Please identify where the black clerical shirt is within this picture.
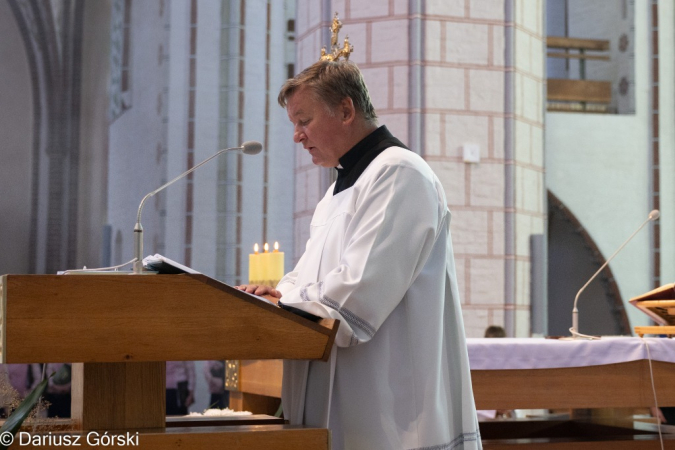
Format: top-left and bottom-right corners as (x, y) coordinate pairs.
(333, 125), (409, 195)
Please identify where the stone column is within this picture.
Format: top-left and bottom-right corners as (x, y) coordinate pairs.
(295, 0), (546, 336)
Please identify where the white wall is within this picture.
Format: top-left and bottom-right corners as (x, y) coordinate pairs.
(191, 0), (222, 277)
(164, 0), (190, 264)
(108, 0), (168, 265)
(658, 1), (675, 285)
(546, 0), (652, 328)
(266, 0), (296, 272)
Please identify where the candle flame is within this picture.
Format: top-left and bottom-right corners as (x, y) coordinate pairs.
(254, 243), (259, 254)
(264, 242), (269, 253)
(274, 241), (279, 252)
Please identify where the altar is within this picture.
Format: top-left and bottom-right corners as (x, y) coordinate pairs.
(231, 337), (675, 409)
(469, 336), (675, 409)
(469, 337), (675, 448)
(229, 337), (675, 448)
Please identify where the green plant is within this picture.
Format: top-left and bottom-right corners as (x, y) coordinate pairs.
(0, 374), (50, 450)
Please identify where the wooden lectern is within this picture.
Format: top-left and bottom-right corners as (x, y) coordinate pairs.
(0, 274), (339, 449)
(630, 283), (675, 337)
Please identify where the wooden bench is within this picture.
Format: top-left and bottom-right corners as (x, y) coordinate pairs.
(546, 36), (612, 112)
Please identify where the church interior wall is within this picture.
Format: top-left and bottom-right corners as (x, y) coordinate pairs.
(77, 0), (113, 268)
(656, 0), (675, 286)
(545, 0), (652, 329)
(547, 200), (630, 336)
(507, 0), (546, 336)
(265, 0), (296, 275)
(163, 0), (190, 266)
(214, 0), (243, 283)
(210, 0), (297, 284)
(190, 0), (223, 276)
(236, 0), (268, 280)
(546, 112), (651, 328)
(107, 0), (168, 267)
(0, 0), (33, 275)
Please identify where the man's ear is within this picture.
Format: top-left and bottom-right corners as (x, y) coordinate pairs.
(339, 97), (356, 124)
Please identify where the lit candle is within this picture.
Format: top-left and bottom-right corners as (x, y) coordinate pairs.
(269, 241), (285, 285)
(248, 243), (261, 284)
(260, 243), (271, 285)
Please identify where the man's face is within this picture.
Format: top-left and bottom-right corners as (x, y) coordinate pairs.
(286, 87), (349, 168)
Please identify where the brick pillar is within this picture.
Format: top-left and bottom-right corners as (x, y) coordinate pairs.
(296, 0), (546, 336)
(504, 0), (546, 336)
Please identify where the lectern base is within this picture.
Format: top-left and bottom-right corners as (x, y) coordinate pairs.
(71, 362), (165, 431)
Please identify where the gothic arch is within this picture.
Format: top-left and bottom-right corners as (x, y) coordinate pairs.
(7, 0), (85, 273)
(547, 191), (631, 335)
(0, 0), (33, 275)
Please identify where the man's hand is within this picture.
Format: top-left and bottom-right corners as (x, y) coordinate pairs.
(651, 406), (667, 424)
(234, 284), (282, 299)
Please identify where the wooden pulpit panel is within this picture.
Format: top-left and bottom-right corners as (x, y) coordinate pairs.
(238, 359), (283, 398)
(228, 359), (283, 415)
(0, 274), (338, 364)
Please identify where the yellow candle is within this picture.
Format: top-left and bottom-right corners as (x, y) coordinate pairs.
(270, 241), (285, 285)
(248, 243), (261, 284)
(260, 242), (271, 285)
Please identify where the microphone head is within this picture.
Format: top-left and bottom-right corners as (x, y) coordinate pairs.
(649, 209), (660, 221)
(241, 141), (263, 155)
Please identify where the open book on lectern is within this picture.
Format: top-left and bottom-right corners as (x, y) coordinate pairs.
(143, 253), (322, 322)
(142, 253), (200, 274)
(629, 282), (675, 325)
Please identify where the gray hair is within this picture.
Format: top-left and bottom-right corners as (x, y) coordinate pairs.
(278, 60), (378, 125)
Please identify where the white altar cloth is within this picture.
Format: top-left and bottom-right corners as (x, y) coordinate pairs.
(467, 336), (675, 370)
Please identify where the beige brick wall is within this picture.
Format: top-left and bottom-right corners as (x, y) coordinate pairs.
(294, 0), (546, 337)
(510, 0), (545, 336)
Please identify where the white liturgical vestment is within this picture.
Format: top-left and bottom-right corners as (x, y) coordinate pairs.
(277, 147), (482, 450)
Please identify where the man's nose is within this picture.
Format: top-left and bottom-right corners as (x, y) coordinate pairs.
(293, 129), (304, 143)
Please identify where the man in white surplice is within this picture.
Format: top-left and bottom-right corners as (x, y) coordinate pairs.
(236, 60), (482, 450)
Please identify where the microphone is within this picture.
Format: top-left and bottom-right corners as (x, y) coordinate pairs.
(570, 209), (660, 339)
(132, 141), (262, 274)
(241, 141), (263, 155)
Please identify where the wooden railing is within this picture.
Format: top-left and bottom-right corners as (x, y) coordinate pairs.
(547, 36), (612, 113)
